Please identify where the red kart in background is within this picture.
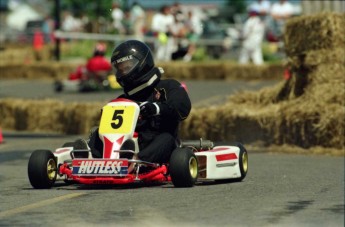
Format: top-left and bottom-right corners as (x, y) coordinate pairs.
(54, 42), (121, 93)
(54, 65), (121, 93)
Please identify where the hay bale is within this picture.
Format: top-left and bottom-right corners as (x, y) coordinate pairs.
(276, 62), (345, 103)
(0, 45), (52, 64)
(286, 48), (345, 70)
(0, 98), (102, 134)
(60, 102), (102, 134)
(284, 12), (345, 56)
(182, 11), (345, 151)
(157, 62), (285, 80)
(223, 63), (285, 80)
(303, 63), (345, 105)
(180, 104), (274, 144)
(160, 62), (225, 80)
(266, 100), (344, 149)
(0, 63), (77, 80)
(181, 97), (344, 150)
(227, 81), (287, 105)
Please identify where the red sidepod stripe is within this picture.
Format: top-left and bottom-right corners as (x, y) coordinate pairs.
(216, 153), (238, 161)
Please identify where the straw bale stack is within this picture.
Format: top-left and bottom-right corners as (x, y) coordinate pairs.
(160, 62), (285, 81)
(159, 62), (224, 80)
(0, 45), (52, 64)
(0, 99), (102, 134)
(0, 63), (76, 80)
(284, 13), (345, 56)
(180, 12), (345, 151)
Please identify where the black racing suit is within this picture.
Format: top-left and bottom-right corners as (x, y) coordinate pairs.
(119, 78), (191, 163)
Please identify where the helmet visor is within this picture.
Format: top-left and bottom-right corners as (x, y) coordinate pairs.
(112, 57), (139, 78)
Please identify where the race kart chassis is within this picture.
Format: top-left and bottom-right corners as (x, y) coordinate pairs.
(28, 99), (248, 189)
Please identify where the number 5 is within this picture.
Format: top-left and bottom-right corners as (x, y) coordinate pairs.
(111, 110), (124, 129)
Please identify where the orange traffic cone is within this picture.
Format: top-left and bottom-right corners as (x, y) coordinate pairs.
(0, 128), (4, 144)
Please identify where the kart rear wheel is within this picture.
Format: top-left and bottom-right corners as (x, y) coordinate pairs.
(169, 147), (198, 187)
(28, 150), (57, 189)
(238, 144), (248, 181)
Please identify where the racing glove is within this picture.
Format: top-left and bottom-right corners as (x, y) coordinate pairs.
(140, 102), (160, 118)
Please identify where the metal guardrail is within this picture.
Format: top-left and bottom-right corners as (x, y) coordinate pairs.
(53, 31), (228, 46)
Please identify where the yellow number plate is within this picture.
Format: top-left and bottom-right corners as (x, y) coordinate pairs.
(99, 105), (135, 134)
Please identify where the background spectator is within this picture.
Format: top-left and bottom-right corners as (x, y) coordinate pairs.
(269, 0), (294, 40)
(130, 2), (146, 41)
(151, 5), (175, 62)
(111, 2), (124, 34)
(32, 27), (44, 61)
(182, 10), (203, 61)
(247, 0), (271, 17)
(170, 10), (189, 60)
(122, 9), (133, 35)
(62, 11), (82, 32)
(238, 10), (265, 65)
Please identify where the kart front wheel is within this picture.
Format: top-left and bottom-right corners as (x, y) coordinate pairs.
(169, 147), (198, 187)
(28, 150), (57, 189)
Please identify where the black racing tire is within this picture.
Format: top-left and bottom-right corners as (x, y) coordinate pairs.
(88, 126), (103, 158)
(215, 142), (248, 183)
(79, 81), (93, 92)
(238, 143), (249, 181)
(169, 147), (198, 187)
(28, 150), (57, 189)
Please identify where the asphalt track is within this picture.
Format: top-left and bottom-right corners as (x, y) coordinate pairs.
(0, 79), (344, 226)
(0, 79), (278, 106)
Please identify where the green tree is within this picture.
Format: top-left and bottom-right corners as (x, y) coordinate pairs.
(226, 0), (247, 14)
(60, 0), (114, 20)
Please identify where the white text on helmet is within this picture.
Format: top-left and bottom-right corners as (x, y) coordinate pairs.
(116, 55), (133, 63)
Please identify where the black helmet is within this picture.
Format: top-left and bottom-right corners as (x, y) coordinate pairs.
(111, 40), (160, 95)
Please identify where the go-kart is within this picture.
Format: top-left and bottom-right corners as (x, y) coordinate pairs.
(28, 98), (248, 188)
(54, 65), (121, 93)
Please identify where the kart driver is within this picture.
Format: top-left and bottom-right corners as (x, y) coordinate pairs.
(108, 40), (192, 163)
(85, 42), (112, 77)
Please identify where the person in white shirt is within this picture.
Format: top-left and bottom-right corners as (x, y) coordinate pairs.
(270, 0), (294, 39)
(111, 3), (124, 34)
(182, 10), (203, 62)
(62, 11), (82, 32)
(239, 10), (265, 65)
(151, 5), (175, 62)
(248, 0), (271, 17)
(130, 2), (146, 41)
